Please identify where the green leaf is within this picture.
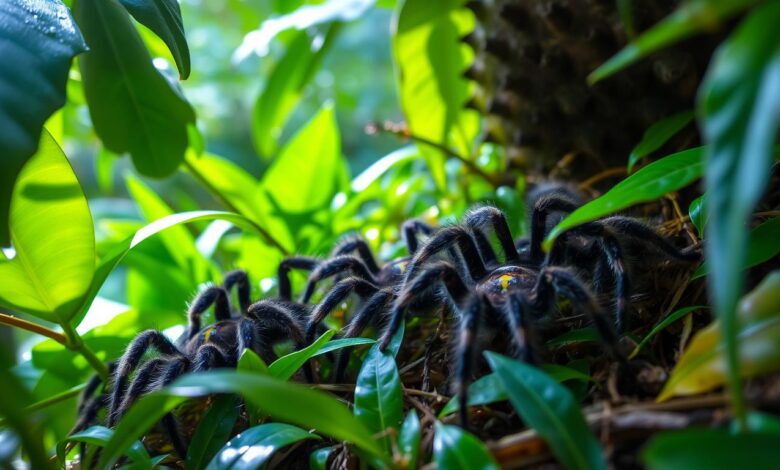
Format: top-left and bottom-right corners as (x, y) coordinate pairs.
(693, 216), (780, 279)
(353, 341), (403, 455)
(0, 130), (95, 323)
(589, 0), (759, 83)
(97, 371), (386, 468)
(75, 0), (195, 177)
(642, 428), (780, 469)
(207, 423), (318, 470)
(57, 426), (150, 467)
(546, 327), (599, 348)
(627, 111), (694, 173)
(688, 195), (707, 237)
(0, 0), (87, 246)
(392, 0), (480, 190)
(438, 365), (592, 417)
(544, 147), (704, 251)
(309, 447), (332, 470)
(629, 306), (705, 359)
(238, 349), (268, 375)
(251, 27), (340, 158)
(315, 337), (376, 356)
(185, 395), (241, 470)
(72, 210), (269, 327)
(268, 330), (335, 380)
(485, 352), (605, 470)
(432, 423), (499, 470)
(697, 1), (780, 422)
(118, 0), (190, 78)
(398, 411), (421, 469)
(659, 272), (780, 401)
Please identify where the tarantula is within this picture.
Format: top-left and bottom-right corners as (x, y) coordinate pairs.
(72, 270), (308, 458)
(377, 187), (699, 427)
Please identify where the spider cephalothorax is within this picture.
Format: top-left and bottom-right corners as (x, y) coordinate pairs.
(377, 191), (699, 427)
(72, 270), (308, 458)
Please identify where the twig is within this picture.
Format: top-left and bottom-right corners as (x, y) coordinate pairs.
(183, 159), (290, 255)
(577, 167), (626, 191)
(0, 313), (67, 344)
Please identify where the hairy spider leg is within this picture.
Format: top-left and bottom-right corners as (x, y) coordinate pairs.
(247, 300), (307, 346)
(303, 277), (380, 381)
(186, 286), (231, 341)
(472, 229), (499, 267)
(223, 270), (251, 314)
(464, 206), (521, 264)
(114, 358), (167, 425)
(333, 288), (394, 382)
(498, 294), (537, 364)
(154, 357), (191, 458)
(401, 219), (435, 255)
(454, 296), (483, 430)
(527, 192), (580, 263)
(331, 236), (381, 274)
(601, 216), (700, 262)
(109, 330), (183, 426)
(300, 255), (380, 304)
(403, 226), (487, 284)
(277, 256), (319, 301)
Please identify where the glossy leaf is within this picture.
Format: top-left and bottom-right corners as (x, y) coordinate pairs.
(0, 130), (95, 323)
(485, 352), (605, 470)
(627, 110), (694, 173)
(688, 195), (707, 237)
(544, 147), (704, 251)
(642, 428), (780, 469)
(353, 340), (403, 454)
(315, 337), (375, 356)
(186, 395), (241, 470)
(658, 272), (780, 401)
(118, 0), (190, 78)
(97, 371), (385, 468)
(398, 411), (421, 469)
(237, 349), (268, 375)
(589, 0), (758, 83)
(546, 327), (599, 347)
(206, 423), (316, 470)
(268, 330), (335, 380)
(392, 0), (480, 190)
(309, 447), (332, 470)
(698, 1), (780, 420)
(439, 364), (592, 417)
(693, 216), (780, 279)
(629, 306), (705, 359)
(56, 426), (150, 466)
(0, 0), (87, 245)
(432, 423), (499, 470)
(251, 27), (340, 158)
(75, 0), (195, 177)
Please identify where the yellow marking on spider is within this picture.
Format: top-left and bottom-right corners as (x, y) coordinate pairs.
(203, 326), (215, 342)
(398, 261), (408, 274)
(499, 274), (513, 292)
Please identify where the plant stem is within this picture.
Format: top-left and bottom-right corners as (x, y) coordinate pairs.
(0, 313), (67, 344)
(183, 159), (290, 255)
(63, 324), (109, 380)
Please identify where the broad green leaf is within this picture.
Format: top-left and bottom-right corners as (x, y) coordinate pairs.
(589, 0), (758, 83)
(251, 27), (340, 158)
(392, 0), (480, 190)
(439, 365), (592, 417)
(315, 337), (375, 356)
(118, 0), (190, 78)
(350, 146), (418, 192)
(693, 216), (780, 279)
(309, 447), (332, 470)
(0, 0), (86, 246)
(75, 0), (195, 177)
(627, 111), (694, 173)
(0, 130), (95, 323)
(432, 423), (499, 470)
(398, 411), (421, 469)
(688, 195), (707, 237)
(546, 327), (599, 347)
(268, 330), (335, 380)
(186, 395), (241, 470)
(72, 211), (270, 327)
(544, 147), (704, 251)
(56, 426), (150, 466)
(698, 1), (780, 420)
(353, 341), (403, 455)
(206, 423), (318, 470)
(642, 428), (780, 469)
(238, 349), (269, 375)
(629, 306), (705, 359)
(97, 371), (385, 468)
(485, 352), (605, 470)
(659, 272), (780, 401)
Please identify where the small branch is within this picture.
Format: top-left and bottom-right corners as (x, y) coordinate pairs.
(577, 167), (626, 192)
(367, 121), (503, 187)
(183, 159), (290, 256)
(63, 324), (109, 380)
(0, 313), (67, 344)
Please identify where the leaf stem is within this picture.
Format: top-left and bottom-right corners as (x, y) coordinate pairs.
(183, 159), (290, 255)
(62, 324), (109, 380)
(0, 313), (67, 344)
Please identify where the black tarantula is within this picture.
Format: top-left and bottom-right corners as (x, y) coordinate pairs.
(377, 184), (700, 427)
(73, 270), (309, 458)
